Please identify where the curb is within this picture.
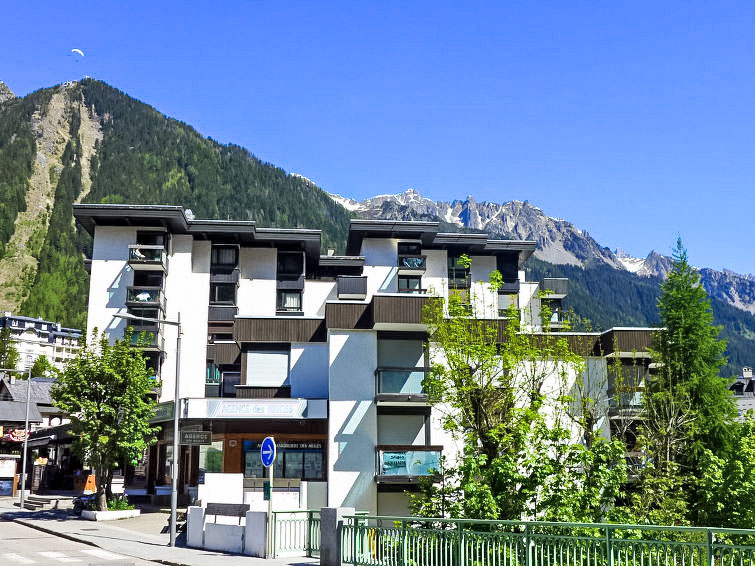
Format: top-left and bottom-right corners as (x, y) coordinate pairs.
(10, 516), (192, 566)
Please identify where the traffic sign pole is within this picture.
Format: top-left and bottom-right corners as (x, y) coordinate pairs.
(260, 437), (276, 558)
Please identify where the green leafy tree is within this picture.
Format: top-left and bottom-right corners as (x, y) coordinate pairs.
(636, 238), (739, 525)
(411, 257), (628, 521)
(0, 327), (20, 369)
(30, 354), (54, 377)
(52, 329), (158, 510)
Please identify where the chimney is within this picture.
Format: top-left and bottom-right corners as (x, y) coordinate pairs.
(327, 249), (335, 256)
(9, 374), (15, 385)
(744, 366), (753, 379)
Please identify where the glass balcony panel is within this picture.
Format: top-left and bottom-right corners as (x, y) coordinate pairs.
(126, 287), (163, 306)
(127, 331), (159, 347)
(128, 245), (166, 267)
(398, 255), (426, 270)
(377, 368), (426, 395)
(378, 449), (441, 476)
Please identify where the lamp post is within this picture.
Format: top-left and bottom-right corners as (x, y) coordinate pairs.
(114, 311), (182, 547)
(1, 357), (35, 508)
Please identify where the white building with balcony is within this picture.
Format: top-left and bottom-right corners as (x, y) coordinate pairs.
(73, 204), (653, 515)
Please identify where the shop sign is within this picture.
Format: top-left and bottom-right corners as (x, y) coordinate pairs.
(150, 402), (174, 423)
(188, 399), (308, 419)
(180, 430), (212, 445)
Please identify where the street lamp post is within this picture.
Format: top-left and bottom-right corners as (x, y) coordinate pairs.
(114, 311), (182, 547)
(0, 358), (35, 509)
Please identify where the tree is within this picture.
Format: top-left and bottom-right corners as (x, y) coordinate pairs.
(0, 327), (20, 369)
(636, 238), (739, 525)
(52, 329), (158, 510)
(30, 354), (54, 377)
(411, 257), (628, 521)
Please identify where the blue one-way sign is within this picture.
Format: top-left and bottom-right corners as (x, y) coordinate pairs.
(261, 436), (276, 467)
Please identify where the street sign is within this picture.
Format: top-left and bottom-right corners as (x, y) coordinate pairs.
(260, 436), (276, 467)
(180, 430), (212, 445)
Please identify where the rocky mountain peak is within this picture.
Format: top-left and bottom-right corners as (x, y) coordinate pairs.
(0, 81), (16, 104)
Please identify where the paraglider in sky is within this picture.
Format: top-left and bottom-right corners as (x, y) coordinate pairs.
(71, 48), (85, 57)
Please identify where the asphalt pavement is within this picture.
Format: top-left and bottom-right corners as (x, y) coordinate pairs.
(0, 498), (318, 566)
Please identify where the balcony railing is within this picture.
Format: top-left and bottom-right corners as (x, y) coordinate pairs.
(128, 244), (166, 270)
(397, 255), (427, 274)
(127, 330), (163, 351)
(376, 445), (442, 482)
(397, 287), (427, 295)
(126, 286), (165, 310)
(542, 277), (568, 297)
(208, 305), (238, 321)
(210, 269), (240, 284)
(498, 280), (520, 294)
(337, 276), (367, 300)
(375, 368), (429, 403)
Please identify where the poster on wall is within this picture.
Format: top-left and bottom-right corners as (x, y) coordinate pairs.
(0, 458), (16, 478)
(0, 480), (12, 496)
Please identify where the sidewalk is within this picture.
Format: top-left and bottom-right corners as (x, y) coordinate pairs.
(0, 498), (318, 566)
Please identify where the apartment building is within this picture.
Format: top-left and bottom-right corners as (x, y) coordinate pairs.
(0, 313), (82, 372)
(73, 204), (652, 514)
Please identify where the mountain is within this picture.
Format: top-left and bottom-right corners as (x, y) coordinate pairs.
(0, 79), (352, 330)
(332, 189), (755, 375)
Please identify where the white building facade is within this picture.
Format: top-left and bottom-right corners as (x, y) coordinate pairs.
(0, 313), (82, 372)
(74, 204), (652, 514)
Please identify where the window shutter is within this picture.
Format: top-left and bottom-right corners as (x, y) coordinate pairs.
(246, 350), (290, 386)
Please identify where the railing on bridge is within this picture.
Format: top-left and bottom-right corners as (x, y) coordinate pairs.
(341, 515), (755, 566)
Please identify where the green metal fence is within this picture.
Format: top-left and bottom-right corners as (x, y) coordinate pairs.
(341, 515), (755, 566)
(272, 510), (320, 558)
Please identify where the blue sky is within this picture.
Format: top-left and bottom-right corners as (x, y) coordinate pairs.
(3, 2), (754, 273)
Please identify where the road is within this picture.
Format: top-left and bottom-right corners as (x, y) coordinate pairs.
(0, 520), (159, 566)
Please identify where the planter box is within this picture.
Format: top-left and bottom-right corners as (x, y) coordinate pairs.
(81, 509), (141, 521)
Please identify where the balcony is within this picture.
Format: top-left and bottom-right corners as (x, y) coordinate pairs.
(498, 280), (520, 294)
(210, 269), (240, 284)
(541, 277), (568, 299)
(128, 244), (166, 271)
(208, 305), (238, 322)
(277, 273), (305, 290)
(375, 367), (429, 404)
(126, 287), (165, 310)
(337, 276), (367, 300)
(127, 330), (164, 352)
(397, 255), (427, 275)
(375, 445), (442, 485)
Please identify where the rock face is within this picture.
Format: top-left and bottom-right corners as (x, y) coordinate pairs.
(334, 188), (624, 268)
(0, 81), (15, 104)
(332, 188), (755, 316)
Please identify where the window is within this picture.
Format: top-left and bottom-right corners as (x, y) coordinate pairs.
(398, 276), (423, 293)
(277, 251), (304, 277)
(498, 294), (519, 317)
(211, 246), (238, 268)
(277, 290), (302, 312)
(210, 283), (236, 304)
(136, 231), (165, 246)
(243, 440), (325, 480)
(246, 350), (289, 387)
(398, 242), (421, 255)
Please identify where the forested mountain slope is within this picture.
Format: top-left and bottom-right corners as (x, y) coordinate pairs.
(0, 79), (352, 329)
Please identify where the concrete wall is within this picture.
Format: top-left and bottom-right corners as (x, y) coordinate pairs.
(328, 330), (377, 513)
(87, 225), (137, 343)
(238, 247), (277, 316)
(362, 238), (398, 297)
(377, 492), (411, 516)
(290, 342), (329, 398)
(161, 236), (210, 401)
(377, 414), (425, 445)
(424, 249), (447, 298)
(302, 280), (337, 317)
(470, 255), (498, 319)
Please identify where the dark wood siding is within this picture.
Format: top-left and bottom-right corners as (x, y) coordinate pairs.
(214, 342), (241, 364)
(372, 295), (428, 325)
(234, 318), (326, 342)
(326, 303), (372, 329)
(599, 329), (655, 354)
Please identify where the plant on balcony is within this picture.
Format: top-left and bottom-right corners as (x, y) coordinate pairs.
(52, 329), (159, 511)
(412, 256), (628, 522)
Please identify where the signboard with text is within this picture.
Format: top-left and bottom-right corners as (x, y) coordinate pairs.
(179, 430), (212, 445)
